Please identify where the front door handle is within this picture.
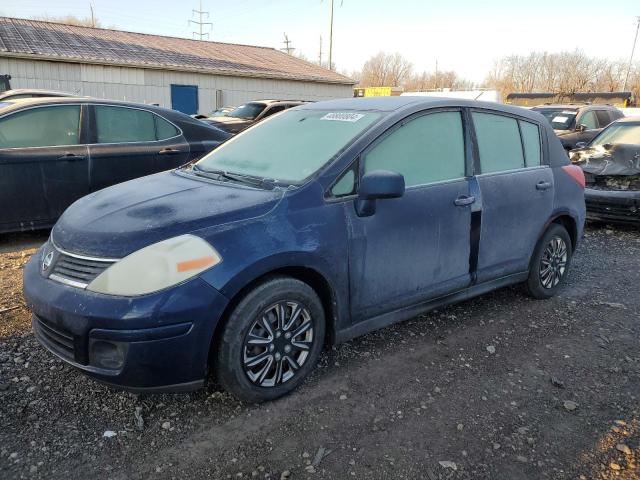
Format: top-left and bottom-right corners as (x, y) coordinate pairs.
(536, 181), (552, 191)
(454, 195), (476, 206)
(57, 153), (86, 161)
(158, 148), (181, 155)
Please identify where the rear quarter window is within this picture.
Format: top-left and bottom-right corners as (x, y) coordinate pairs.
(519, 120), (542, 167)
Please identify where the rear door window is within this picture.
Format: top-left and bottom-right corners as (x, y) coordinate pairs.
(472, 112), (524, 173)
(154, 115), (179, 140)
(0, 105), (80, 148)
(95, 105), (156, 143)
(518, 120), (541, 167)
(595, 110), (612, 128)
(364, 111), (466, 187)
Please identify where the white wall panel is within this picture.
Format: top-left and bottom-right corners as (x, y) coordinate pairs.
(2, 58), (353, 113)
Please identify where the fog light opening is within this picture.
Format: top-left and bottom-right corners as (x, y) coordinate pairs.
(89, 340), (126, 370)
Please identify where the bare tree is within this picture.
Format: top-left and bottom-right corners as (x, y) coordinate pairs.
(33, 14), (102, 28)
(359, 52), (413, 87)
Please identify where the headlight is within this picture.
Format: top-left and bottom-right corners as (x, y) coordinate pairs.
(87, 234), (221, 296)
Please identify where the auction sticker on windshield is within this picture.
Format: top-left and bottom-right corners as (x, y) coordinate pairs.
(553, 116), (569, 123)
(321, 112), (365, 122)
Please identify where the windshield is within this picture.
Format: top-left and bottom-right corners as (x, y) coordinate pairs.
(226, 103), (267, 120)
(534, 108), (577, 131)
(196, 109), (382, 183)
(591, 123), (640, 147)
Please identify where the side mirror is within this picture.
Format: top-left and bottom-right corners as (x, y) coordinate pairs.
(576, 124), (587, 133)
(356, 170), (405, 217)
(574, 141), (587, 149)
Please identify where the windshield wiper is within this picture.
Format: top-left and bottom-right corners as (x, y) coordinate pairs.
(190, 165), (275, 189)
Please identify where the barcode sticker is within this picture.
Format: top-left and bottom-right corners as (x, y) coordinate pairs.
(321, 112), (365, 122)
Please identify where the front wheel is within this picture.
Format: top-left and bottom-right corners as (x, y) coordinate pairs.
(525, 224), (573, 299)
(215, 276), (325, 403)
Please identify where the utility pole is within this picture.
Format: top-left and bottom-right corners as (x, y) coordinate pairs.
(281, 33), (294, 55)
(623, 16), (640, 92)
(318, 35), (323, 67)
(189, 0), (212, 40)
(89, 3), (95, 27)
(328, 0), (334, 70)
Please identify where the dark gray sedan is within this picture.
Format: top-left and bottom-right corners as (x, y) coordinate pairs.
(0, 97), (231, 233)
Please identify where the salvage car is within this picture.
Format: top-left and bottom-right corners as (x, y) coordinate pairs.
(532, 103), (624, 151)
(0, 97), (231, 233)
(192, 106), (235, 120)
(24, 97), (585, 402)
(0, 88), (77, 101)
(570, 116), (640, 223)
(204, 100), (309, 134)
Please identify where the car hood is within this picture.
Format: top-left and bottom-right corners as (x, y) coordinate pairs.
(52, 170), (285, 258)
(570, 144), (640, 176)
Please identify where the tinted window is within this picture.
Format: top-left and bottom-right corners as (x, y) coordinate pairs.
(472, 112), (524, 173)
(364, 111), (465, 187)
(96, 106), (156, 143)
(262, 105), (285, 118)
(155, 115), (179, 140)
(595, 110), (612, 128)
(0, 105), (80, 148)
(519, 120), (541, 167)
(578, 111), (598, 129)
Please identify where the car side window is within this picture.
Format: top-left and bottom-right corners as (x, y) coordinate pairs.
(262, 105), (286, 118)
(0, 105), (80, 148)
(472, 112), (524, 173)
(363, 111), (466, 187)
(595, 110), (612, 128)
(331, 169), (356, 197)
(154, 115), (179, 140)
(578, 111), (598, 130)
(518, 120), (541, 167)
(95, 105), (156, 143)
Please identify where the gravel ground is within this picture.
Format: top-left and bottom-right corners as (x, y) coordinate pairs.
(1, 224), (639, 479)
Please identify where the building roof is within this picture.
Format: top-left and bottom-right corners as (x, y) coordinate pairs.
(0, 17), (354, 85)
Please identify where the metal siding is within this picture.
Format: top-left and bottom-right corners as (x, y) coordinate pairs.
(3, 58), (353, 112)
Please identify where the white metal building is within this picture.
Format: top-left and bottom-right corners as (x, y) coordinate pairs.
(0, 17), (354, 114)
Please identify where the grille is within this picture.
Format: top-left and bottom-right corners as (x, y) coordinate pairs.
(49, 251), (115, 288)
(35, 316), (75, 360)
(586, 199), (640, 221)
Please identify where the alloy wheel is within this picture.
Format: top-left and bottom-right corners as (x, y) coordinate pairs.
(242, 301), (314, 387)
(539, 236), (568, 289)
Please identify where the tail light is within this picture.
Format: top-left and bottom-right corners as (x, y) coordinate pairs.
(562, 165), (585, 189)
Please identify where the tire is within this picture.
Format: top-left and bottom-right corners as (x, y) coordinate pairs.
(525, 223), (573, 299)
(215, 276), (325, 403)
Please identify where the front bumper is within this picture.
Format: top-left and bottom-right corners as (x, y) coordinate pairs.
(23, 251), (229, 392)
(584, 188), (640, 224)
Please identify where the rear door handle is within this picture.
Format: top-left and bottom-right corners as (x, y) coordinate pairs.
(454, 195), (476, 206)
(536, 181), (552, 190)
(57, 153), (86, 161)
(158, 148), (181, 155)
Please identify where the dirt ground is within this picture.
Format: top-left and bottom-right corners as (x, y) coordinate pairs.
(1, 224), (639, 480)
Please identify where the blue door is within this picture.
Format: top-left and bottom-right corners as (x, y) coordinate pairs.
(171, 85), (198, 115)
(345, 110), (472, 321)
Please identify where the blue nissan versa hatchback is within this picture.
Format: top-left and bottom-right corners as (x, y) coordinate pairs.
(24, 97), (586, 402)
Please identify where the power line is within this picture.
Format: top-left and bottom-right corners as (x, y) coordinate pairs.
(623, 16), (640, 92)
(189, 0), (212, 40)
(281, 33), (294, 55)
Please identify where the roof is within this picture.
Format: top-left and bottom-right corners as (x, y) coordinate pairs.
(614, 116), (640, 124)
(301, 96), (544, 120)
(532, 104), (620, 110)
(0, 88), (77, 99)
(0, 17), (354, 85)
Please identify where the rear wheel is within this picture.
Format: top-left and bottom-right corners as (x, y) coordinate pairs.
(525, 224), (572, 299)
(215, 276), (325, 403)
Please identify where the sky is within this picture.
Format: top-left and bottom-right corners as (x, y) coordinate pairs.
(1, 0), (639, 83)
